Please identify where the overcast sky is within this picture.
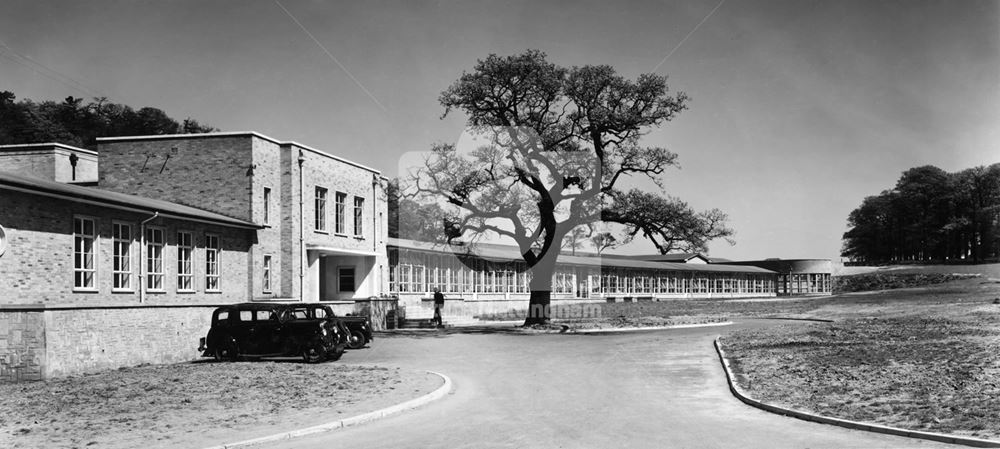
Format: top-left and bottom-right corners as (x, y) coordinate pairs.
(2, 0), (997, 261)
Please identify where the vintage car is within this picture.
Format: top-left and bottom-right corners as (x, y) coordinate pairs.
(284, 304), (374, 350)
(338, 314), (374, 349)
(198, 303), (348, 363)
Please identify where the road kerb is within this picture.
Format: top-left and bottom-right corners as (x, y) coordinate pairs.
(713, 337), (1000, 448)
(572, 321), (733, 334)
(203, 370), (453, 449)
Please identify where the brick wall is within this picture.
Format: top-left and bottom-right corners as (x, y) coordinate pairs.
(0, 189), (253, 305)
(0, 150), (55, 179)
(296, 144), (382, 254)
(98, 136), (254, 220)
(0, 311), (45, 382)
(251, 138), (284, 300)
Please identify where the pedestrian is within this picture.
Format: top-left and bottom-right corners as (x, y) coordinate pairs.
(433, 287), (445, 327)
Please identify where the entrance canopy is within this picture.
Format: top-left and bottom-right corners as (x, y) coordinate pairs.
(305, 244), (379, 258)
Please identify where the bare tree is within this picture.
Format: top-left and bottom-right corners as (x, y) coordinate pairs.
(410, 50), (733, 325)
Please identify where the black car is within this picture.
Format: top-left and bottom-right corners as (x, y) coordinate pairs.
(198, 303), (348, 363)
(289, 304), (374, 350)
(338, 314), (374, 349)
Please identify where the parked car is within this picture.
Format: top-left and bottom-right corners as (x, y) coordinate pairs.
(336, 313), (374, 350)
(290, 304), (374, 350)
(198, 303), (347, 363)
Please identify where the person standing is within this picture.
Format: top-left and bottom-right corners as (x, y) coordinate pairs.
(433, 287), (445, 327)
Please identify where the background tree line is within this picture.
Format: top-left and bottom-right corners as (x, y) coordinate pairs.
(0, 91), (216, 150)
(842, 163), (1000, 264)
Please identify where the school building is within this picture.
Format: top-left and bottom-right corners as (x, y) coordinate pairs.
(0, 133), (391, 381)
(0, 134), (832, 381)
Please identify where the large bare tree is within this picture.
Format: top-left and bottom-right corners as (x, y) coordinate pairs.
(409, 50), (733, 325)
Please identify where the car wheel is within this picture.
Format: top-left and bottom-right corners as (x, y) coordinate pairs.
(347, 329), (367, 350)
(327, 345), (344, 362)
(302, 342), (327, 364)
(214, 339), (239, 362)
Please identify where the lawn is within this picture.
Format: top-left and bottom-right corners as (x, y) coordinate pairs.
(0, 361), (441, 449)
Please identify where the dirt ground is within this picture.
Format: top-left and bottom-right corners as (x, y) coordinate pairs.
(720, 276), (1000, 441)
(0, 361), (442, 449)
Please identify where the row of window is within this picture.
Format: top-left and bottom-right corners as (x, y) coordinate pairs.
(387, 249), (779, 296)
(74, 216), (257, 294)
(776, 274), (832, 294)
(314, 187), (364, 236)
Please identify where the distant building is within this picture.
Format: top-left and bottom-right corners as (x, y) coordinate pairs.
(388, 238), (780, 323)
(718, 259), (833, 295)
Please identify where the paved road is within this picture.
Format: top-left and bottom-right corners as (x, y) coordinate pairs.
(272, 320), (956, 449)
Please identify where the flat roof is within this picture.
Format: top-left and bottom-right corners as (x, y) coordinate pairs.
(388, 238), (776, 274)
(96, 131), (381, 175)
(0, 142), (98, 156)
(0, 171), (262, 229)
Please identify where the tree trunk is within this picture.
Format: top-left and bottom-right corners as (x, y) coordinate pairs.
(523, 253), (557, 326)
(523, 290), (552, 326)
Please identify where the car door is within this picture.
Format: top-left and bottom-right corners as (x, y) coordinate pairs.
(250, 308), (282, 355)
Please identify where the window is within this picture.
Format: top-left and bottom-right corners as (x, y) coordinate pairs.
(0, 224), (7, 258)
(315, 187), (328, 232)
(335, 192), (347, 234)
(263, 255), (272, 293)
(353, 196), (364, 236)
(177, 231), (193, 291)
(339, 267), (355, 292)
(206, 234), (220, 291)
(112, 222), (132, 291)
(74, 216), (97, 290)
(263, 187), (271, 225)
(146, 227), (164, 291)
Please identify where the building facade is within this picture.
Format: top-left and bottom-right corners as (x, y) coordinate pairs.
(720, 259), (834, 295)
(0, 133), (390, 381)
(387, 238), (781, 322)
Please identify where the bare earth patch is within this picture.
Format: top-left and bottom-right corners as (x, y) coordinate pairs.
(722, 311), (1000, 440)
(0, 361), (441, 449)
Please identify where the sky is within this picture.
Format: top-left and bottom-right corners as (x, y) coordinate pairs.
(1, 0), (997, 262)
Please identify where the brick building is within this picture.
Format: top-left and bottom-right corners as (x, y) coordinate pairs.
(0, 133), (390, 381)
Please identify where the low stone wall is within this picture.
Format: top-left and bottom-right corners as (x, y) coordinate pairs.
(0, 310), (46, 382)
(0, 298), (401, 382)
(43, 306), (215, 379)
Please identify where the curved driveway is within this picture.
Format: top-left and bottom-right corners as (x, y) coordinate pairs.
(273, 320), (956, 449)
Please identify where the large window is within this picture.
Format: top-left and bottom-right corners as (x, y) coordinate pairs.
(177, 231), (193, 291)
(315, 187), (328, 232)
(74, 216), (97, 290)
(206, 234), (220, 291)
(353, 196), (364, 236)
(112, 222), (132, 291)
(146, 227), (164, 291)
(263, 255), (272, 293)
(335, 192), (347, 234)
